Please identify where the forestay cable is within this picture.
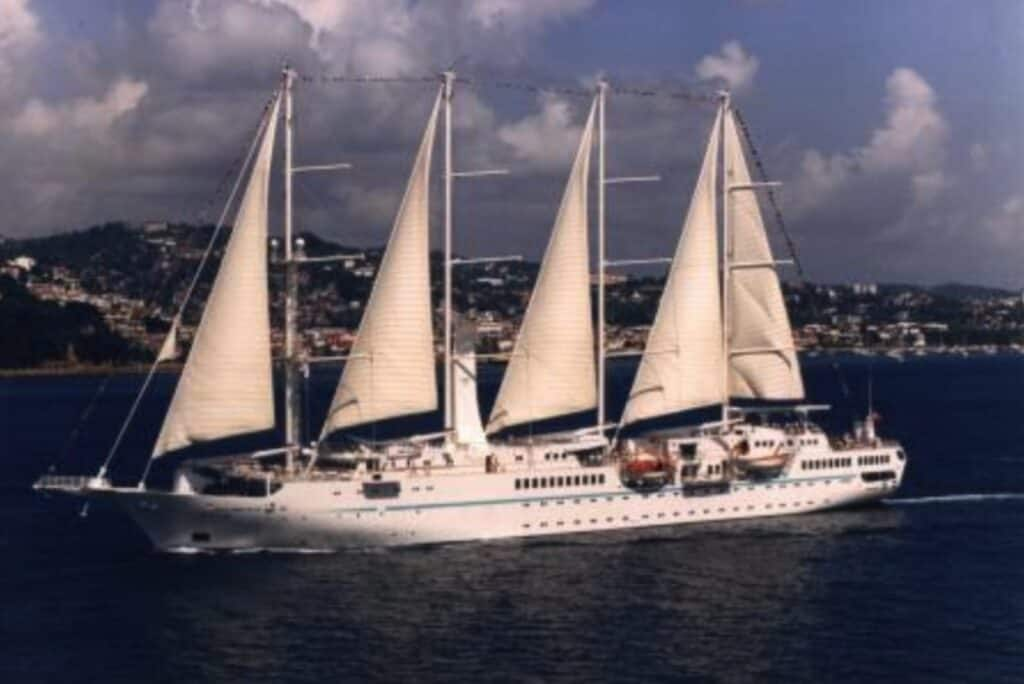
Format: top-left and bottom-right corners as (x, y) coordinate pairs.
(98, 90), (281, 486)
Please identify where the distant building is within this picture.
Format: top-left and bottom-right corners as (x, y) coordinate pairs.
(8, 256), (36, 272)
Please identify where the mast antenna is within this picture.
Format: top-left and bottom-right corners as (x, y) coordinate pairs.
(443, 69), (455, 443)
(283, 64), (301, 472)
(597, 79), (607, 432)
(719, 89), (732, 428)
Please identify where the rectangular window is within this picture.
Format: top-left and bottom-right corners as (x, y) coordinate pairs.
(531, 478), (538, 488)
(515, 479), (521, 489)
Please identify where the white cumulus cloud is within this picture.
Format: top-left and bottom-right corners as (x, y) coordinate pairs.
(13, 78), (148, 137)
(791, 67), (950, 214)
(695, 41), (759, 92)
(497, 93), (586, 168)
(0, 0), (41, 92)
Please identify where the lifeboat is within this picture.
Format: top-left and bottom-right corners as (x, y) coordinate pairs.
(623, 459), (663, 476)
(621, 457), (671, 490)
(733, 446), (792, 475)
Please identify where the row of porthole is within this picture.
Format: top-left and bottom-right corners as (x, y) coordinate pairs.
(515, 473), (606, 490)
(520, 501), (831, 529)
(801, 457), (851, 471)
(857, 454), (891, 466)
(519, 478), (840, 508)
(339, 490), (840, 522)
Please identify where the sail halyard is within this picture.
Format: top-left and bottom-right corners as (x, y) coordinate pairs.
(152, 93), (281, 458)
(485, 99), (598, 434)
(618, 107), (724, 427)
(319, 88), (443, 437)
(723, 110), (804, 401)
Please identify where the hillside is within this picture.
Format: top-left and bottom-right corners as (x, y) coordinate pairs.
(0, 275), (148, 368)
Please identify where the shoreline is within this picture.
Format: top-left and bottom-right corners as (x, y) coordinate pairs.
(2, 345), (1021, 378)
(0, 363), (182, 378)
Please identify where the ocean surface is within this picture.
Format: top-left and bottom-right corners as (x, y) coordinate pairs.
(2, 354), (1023, 683)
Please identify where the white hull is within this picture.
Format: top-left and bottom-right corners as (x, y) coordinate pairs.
(87, 444), (905, 552)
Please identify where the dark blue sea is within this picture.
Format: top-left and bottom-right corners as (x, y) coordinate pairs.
(2, 354), (1023, 683)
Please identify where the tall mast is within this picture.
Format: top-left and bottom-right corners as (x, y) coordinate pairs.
(597, 80), (608, 431)
(443, 70), (455, 440)
(283, 66), (301, 469)
(719, 91), (732, 427)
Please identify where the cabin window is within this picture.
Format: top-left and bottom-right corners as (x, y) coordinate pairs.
(531, 478), (538, 488)
(515, 479), (521, 490)
(574, 476), (581, 486)
(599, 474), (605, 484)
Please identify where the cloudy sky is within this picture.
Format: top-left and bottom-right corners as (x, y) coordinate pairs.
(2, 1), (1022, 287)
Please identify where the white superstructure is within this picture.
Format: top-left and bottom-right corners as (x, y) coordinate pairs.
(35, 71), (907, 552)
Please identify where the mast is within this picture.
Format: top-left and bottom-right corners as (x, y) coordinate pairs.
(719, 90), (731, 427)
(283, 66), (300, 470)
(597, 80), (608, 431)
(443, 70), (455, 442)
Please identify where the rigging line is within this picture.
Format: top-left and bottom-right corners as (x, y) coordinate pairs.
(303, 71), (719, 104)
(101, 90), (282, 486)
(48, 372), (114, 475)
(731, 106), (825, 330)
(300, 74), (437, 85)
(732, 106), (857, 407)
(731, 107), (806, 280)
(148, 92), (283, 320)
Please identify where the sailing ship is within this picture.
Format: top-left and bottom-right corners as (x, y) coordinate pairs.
(35, 69), (906, 551)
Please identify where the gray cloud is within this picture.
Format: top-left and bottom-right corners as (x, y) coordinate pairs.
(2, 3), (1021, 288)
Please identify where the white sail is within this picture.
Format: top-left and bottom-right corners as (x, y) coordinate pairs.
(724, 111), (804, 400)
(620, 109), (724, 426)
(155, 317), (179, 363)
(453, 320), (487, 448)
(153, 95), (280, 457)
(486, 100), (597, 433)
(320, 89), (442, 435)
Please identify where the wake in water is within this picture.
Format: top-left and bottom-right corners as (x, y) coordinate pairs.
(885, 492), (1024, 505)
(163, 546), (336, 556)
